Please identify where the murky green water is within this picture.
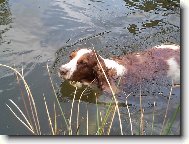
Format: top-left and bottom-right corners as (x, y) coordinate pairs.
(0, 0), (180, 135)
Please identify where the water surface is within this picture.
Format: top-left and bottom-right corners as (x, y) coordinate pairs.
(0, 0), (180, 135)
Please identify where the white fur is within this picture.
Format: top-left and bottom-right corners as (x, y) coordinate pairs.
(155, 44), (180, 50)
(60, 49), (92, 79)
(166, 57), (180, 83)
(102, 58), (126, 76)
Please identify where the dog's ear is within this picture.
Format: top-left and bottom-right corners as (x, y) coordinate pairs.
(93, 64), (119, 93)
(70, 50), (77, 59)
(85, 51), (97, 66)
(92, 56), (109, 87)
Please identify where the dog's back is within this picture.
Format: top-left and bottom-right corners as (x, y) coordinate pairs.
(117, 45), (180, 85)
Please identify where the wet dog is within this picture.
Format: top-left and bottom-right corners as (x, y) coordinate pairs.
(59, 44), (180, 93)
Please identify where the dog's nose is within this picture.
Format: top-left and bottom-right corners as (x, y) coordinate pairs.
(59, 67), (68, 75)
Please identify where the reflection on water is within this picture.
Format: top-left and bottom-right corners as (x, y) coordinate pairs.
(0, 0), (180, 135)
(60, 80), (99, 103)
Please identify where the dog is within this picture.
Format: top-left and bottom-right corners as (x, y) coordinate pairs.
(59, 44), (180, 93)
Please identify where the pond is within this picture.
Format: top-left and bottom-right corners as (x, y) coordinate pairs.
(0, 0), (180, 135)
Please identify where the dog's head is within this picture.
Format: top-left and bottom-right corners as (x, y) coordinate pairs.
(59, 49), (100, 84)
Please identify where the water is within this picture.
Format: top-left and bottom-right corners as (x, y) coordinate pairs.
(0, 0), (180, 135)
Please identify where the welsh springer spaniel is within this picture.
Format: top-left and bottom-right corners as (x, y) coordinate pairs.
(59, 44), (180, 93)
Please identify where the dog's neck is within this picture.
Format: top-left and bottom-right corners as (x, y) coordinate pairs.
(101, 57), (126, 76)
(92, 54), (126, 93)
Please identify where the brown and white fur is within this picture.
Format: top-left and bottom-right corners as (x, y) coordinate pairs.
(59, 44), (180, 93)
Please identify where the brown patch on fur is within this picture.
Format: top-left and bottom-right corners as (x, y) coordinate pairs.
(70, 51), (97, 83)
(69, 50), (77, 60)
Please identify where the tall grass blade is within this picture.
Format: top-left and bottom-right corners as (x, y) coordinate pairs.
(86, 103), (89, 135)
(15, 69), (33, 129)
(54, 103), (57, 134)
(76, 80), (95, 135)
(162, 105), (180, 135)
(46, 63), (70, 132)
(139, 85), (144, 135)
(98, 99), (113, 135)
(69, 86), (77, 135)
(8, 99), (34, 131)
(151, 101), (156, 135)
(160, 83), (173, 135)
(106, 105), (116, 135)
(107, 77), (123, 135)
(95, 94), (100, 135)
(0, 64), (41, 134)
(43, 96), (55, 135)
(125, 93), (133, 135)
(93, 49), (123, 135)
(6, 104), (35, 134)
